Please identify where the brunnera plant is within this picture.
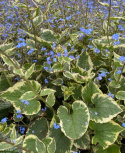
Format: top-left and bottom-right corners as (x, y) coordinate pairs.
(0, 0), (125, 153)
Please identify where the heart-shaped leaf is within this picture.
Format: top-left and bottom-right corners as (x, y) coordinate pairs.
(89, 93), (122, 123)
(58, 101), (90, 139)
(82, 81), (102, 103)
(1, 80), (41, 115)
(22, 135), (46, 153)
(89, 120), (124, 149)
(116, 91), (125, 100)
(26, 117), (48, 140)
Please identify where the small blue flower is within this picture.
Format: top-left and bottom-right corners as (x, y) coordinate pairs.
(54, 122), (60, 129)
(53, 42), (56, 50)
(108, 93), (112, 97)
(27, 48), (34, 55)
(47, 60), (51, 65)
(113, 41), (120, 45)
(119, 56), (125, 62)
(24, 100), (29, 105)
(44, 67), (48, 70)
(95, 112), (98, 115)
(117, 70), (121, 74)
(90, 111), (92, 114)
(88, 45), (93, 48)
(108, 93), (114, 98)
(17, 110), (21, 113)
(33, 59), (37, 62)
(122, 123), (125, 127)
(97, 75), (102, 81)
(45, 79), (48, 84)
(85, 121), (88, 125)
(20, 100), (25, 103)
(13, 140), (16, 143)
(16, 114), (22, 119)
(57, 53), (61, 57)
(1, 117), (7, 124)
(94, 48), (100, 53)
(41, 107), (47, 111)
(108, 78), (112, 82)
(14, 6), (18, 9)
(53, 58), (57, 62)
(112, 34), (119, 40)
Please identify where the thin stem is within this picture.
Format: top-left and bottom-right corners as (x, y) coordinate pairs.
(2, 70), (13, 87)
(116, 64), (125, 85)
(24, 0), (38, 59)
(107, 0), (111, 46)
(0, 49), (19, 69)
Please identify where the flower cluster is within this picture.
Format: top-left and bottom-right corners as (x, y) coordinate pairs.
(1, 117), (7, 124)
(53, 122), (60, 129)
(97, 71), (109, 81)
(20, 100), (29, 105)
(108, 93), (114, 98)
(16, 110), (22, 119)
(119, 56), (125, 63)
(19, 126), (25, 134)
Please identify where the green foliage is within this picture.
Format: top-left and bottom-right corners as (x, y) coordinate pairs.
(0, 0), (125, 152)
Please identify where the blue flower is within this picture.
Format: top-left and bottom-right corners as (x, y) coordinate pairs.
(41, 107), (47, 111)
(63, 52), (68, 57)
(122, 123), (125, 127)
(1, 117), (7, 124)
(117, 70), (121, 74)
(108, 78), (112, 82)
(20, 126), (25, 134)
(88, 45), (93, 48)
(14, 6), (18, 9)
(85, 121), (88, 125)
(27, 48), (34, 55)
(94, 48), (100, 53)
(16, 42), (27, 48)
(13, 140), (16, 143)
(95, 112), (98, 115)
(53, 58), (57, 62)
(54, 122), (60, 129)
(33, 59), (37, 62)
(45, 79), (48, 84)
(119, 56), (125, 62)
(53, 42), (56, 50)
(69, 55), (75, 60)
(47, 60), (51, 65)
(24, 100), (29, 105)
(20, 100), (25, 103)
(108, 93), (114, 98)
(17, 110), (21, 113)
(97, 74), (102, 81)
(100, 71), (107, 77)
(16, 114), (22, 119)
(112, 34), (119, 40)
(113, 41), (120, 45)
(44, 67), (48, 70)
(118, 25), (124, 31)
